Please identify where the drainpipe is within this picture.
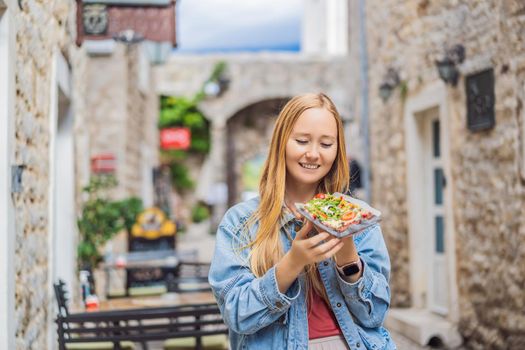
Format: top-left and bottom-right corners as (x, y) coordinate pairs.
(358, 0), (371, 203)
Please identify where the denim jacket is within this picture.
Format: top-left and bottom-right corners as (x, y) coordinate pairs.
(209, 197), (397, 350)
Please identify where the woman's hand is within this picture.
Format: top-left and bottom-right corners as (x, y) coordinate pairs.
(334, 235), (359, 266)
(289, 220), (344, 268)
(275, 220), (344, 293)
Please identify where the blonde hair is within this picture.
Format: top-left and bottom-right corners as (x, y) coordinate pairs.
(244, 93), (349, 304)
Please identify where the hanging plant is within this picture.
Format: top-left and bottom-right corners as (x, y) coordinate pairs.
(158, 96), (209, 192)
(158, 61), (228, 191)
(158, 96), (210, 155)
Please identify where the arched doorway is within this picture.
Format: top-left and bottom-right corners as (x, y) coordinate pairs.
(226, 98), (290, 207)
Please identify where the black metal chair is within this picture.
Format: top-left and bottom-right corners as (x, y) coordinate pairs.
(54, 280), (228, 350)
(54, 279), (70, 316)
(54, 279), (137, 350)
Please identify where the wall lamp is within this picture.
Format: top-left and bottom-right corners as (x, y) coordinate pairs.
(203, 75), (230, 98)
(378, 68), (400, 102)
(435, 44), (465, 86)
(113, 29), (144, 45)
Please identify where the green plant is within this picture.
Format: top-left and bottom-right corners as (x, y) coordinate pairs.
(77, 175), (143, 269)
(158, 96), (210, 156)
(191, 203), (210, 223)
(399, 80), (409, 101)
(158, 63), (228, 191)
(158, 62), (229, 215)
(169, 162), (194, 191)
(118, 197), (144, 233)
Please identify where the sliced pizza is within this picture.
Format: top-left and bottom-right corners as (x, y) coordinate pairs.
(303, 193), (375, 232)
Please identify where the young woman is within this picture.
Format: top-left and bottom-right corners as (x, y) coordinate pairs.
(209, 93), (396, 349)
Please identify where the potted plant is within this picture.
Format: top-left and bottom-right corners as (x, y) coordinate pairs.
(77, 175), (143, 270)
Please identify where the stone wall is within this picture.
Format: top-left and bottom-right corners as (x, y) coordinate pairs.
(78, 44), (160, 275)
(365, 0), (525, 348)
(156, 54), (353, 127)
(83, 44), (158, 201)
(13, 0), (79, 348)
(84, 46), (129, 198)
(123, 46), (159, 199)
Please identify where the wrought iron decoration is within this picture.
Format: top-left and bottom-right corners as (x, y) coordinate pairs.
(466, 68), (495, 132)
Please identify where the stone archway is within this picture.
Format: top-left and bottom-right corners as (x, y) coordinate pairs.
(154, 53), (355, 222)
(225, 98), (290, 207)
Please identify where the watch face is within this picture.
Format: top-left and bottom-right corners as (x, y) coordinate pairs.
(343, 263), (360, 276)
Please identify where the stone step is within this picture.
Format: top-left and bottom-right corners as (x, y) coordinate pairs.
(386, 308), (463, 348)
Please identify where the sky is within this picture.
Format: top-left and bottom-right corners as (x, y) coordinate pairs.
(175, 0), (302, 53)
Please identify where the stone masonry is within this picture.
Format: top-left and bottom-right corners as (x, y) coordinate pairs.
(11, 0), (159, 347)
(364, 1), (525, 348)
(13, 0), (82, 348)
(83, 44), (159, 201)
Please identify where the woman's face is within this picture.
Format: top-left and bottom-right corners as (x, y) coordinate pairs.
(285, 107), (338, 188)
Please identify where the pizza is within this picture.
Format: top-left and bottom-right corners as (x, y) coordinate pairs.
(302, 193), (375, 232)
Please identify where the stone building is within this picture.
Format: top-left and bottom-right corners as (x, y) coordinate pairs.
(0, 1), (168, 349)
(75, 1), (176, 287)
(0, 0), (88, 348)
(79, 44), (159, 207)
(356, 1), (525, 348)
(75, 0), (177, 213)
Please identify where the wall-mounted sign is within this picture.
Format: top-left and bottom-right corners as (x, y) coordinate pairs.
(82, 4), (108, 35)
(91, 153), (116, 174)
(160, 127), (191, 150)
(466, 68), (495, 132)
(76, 0), (177, 47)
(131, 207), (176, 240)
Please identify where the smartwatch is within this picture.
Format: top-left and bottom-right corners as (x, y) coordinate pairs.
(336, 259), (362, 277)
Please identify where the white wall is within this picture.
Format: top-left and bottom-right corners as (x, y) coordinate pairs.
(0, 1), (16, 349)
(302, 0), (348, 55)
(302, 0), (327, 54)
(47, 50), (76, 349)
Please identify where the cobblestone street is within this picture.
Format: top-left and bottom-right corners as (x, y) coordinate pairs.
(390, 332), (431, 350)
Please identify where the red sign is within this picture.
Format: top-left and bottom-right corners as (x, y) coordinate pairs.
(160, 127), (191, 150)
(91, 153), (116, 174)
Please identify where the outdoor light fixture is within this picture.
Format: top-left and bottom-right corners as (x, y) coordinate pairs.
(203, 75), (230, 98)
(145, 41), (172, 65)
(113, 29), (144, 45)
(378, 68), (400, 102)
(435, 44), (465, 86)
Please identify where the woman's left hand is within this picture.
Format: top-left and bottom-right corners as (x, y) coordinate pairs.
(312, 223), (359, 265)
(333, 235), (359, 265)
(319, 231), (363, 282)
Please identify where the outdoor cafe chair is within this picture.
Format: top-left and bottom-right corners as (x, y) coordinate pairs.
(54, 279), (135, 350)
(54, 279), (228, 350)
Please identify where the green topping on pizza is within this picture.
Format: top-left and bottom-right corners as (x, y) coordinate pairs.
(303, 193), (374, 232)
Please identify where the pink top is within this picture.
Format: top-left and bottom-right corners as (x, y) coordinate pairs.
(308, 287), (343, 339)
